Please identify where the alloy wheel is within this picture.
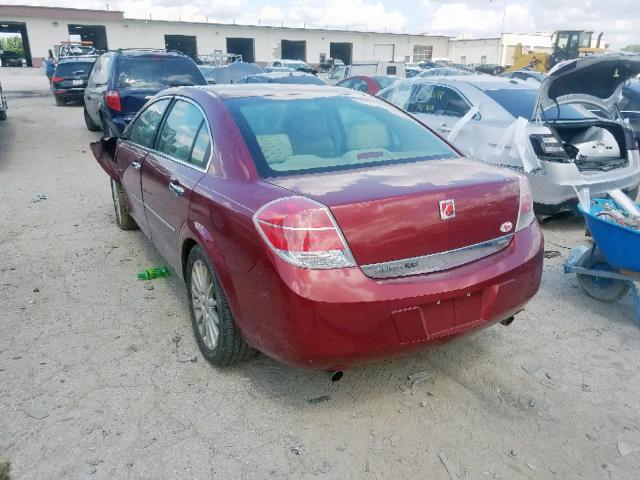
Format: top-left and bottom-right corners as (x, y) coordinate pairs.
(190, 259), (220, 350)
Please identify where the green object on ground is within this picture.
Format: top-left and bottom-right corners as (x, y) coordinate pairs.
(137, 266), (170, 280)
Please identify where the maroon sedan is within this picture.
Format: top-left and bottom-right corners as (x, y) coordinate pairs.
(92, 84), (543, 371)
(336, 75), (398, 95)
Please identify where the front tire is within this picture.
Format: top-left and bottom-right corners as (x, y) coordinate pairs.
(0, 110), (6, 121)
(186, 245), (255, 366)
(110, 178), (138, 230)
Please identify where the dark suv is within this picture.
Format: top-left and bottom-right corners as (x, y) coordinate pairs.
(52, 56), (97, 105)
(84, 49), (206, 136)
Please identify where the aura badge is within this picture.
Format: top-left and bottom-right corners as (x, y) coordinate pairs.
(439, 199), (456, 220)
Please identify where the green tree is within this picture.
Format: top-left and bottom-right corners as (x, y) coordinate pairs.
(0, 36), (24, 56)
(622, 44), (640, 53)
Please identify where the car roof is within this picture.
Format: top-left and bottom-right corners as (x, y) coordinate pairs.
(58, 56), (97, 64)
(198, 84), (362, 100)
(250, 72), (315, 78)
(410, 75), (536, 91)
(113, 49), (190, 58)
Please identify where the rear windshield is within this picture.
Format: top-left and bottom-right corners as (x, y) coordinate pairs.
(54, 61), (94, 77)
(117, 56), (206, 89)
(483, 88), (596, 120)
(225, 95), (457, 177)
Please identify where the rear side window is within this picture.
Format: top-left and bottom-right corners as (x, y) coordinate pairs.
(93, 55), (111, 85)
(128, 99), (171, 148)
(156, 99), (211, 166)
(54, 61), (94, 77)
(117, 56), (206, 89)
(225, 95), (456, 177)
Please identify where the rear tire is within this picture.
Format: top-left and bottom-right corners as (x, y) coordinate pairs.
(54, 96), (65, 106)
(110, 178), (138, 231)
(186, 245), (255, 367)
(0, 110), (6, 121)
(84, 107), (100, 132)
(576, 248), (629, 303)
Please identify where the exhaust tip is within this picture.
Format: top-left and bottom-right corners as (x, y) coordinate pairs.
(329, 371), (344, 382)
(500, 316), (515, 326)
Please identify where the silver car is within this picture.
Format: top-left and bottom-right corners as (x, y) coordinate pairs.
(378, 54), (640, 213)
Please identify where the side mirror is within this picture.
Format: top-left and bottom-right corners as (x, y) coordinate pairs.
(311, 69), (318, 75)
(473, 112), (482, 121)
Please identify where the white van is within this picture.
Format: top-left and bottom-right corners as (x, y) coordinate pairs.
(327, 61), (406, 85)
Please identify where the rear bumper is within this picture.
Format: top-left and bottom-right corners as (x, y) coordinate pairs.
(53, 89), (85, 100)
(232, 222), (544, 370)
(528, 152), (640, 208)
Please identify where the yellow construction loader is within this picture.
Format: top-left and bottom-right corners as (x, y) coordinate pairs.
(508, 30), (606, 73)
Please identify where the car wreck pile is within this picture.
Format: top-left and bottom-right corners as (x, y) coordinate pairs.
(377, 54), (640, 214)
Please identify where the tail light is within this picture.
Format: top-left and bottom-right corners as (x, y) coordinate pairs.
(530, 133), (569, 161)
(51, 76), (64, 83)
(105, 90), (121, 112)
(253, 196), (356, 269)
(515, 176), (535, 232)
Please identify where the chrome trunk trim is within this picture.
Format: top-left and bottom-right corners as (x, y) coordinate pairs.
(360, 234), (513, 279)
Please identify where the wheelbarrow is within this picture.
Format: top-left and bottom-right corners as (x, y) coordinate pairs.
(564, 198), (640, 326)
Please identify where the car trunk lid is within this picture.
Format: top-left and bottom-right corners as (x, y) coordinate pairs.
(264, 159), (521, 271)
(534, 54), (640, 120)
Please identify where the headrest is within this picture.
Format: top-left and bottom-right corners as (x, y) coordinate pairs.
(256, 134), (293, 164)
(347, 124), (390, 151)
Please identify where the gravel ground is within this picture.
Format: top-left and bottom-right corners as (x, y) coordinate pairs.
(1, 69), (640, 480)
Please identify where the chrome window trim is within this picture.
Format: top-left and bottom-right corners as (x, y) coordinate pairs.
(152, 95), (214, 174)
(124, 96), (173, 151)
(126, 94), (214, 174)
(360, 234), (513, 279)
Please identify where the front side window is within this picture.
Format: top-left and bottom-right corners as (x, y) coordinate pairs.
(225, 95), (456, 177)
(157, 99), (211, 166)
(128, 98), (171, 148)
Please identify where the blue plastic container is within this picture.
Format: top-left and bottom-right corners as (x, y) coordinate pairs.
(578, 198), (640, 272)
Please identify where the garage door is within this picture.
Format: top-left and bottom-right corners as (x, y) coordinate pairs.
(374, 44), (395, 61)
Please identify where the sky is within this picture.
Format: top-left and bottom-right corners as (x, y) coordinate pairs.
(4, 0), (639, 48)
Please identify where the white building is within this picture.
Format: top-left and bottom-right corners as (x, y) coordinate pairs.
(449, 32), (554, 66)
(0, 5), (450, 68)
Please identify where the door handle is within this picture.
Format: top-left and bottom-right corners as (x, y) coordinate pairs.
(169, 181), (185, 196)
(131, 161), (141, 170)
